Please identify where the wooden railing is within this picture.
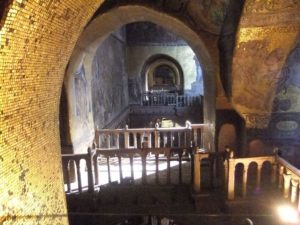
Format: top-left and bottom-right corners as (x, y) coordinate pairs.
(277, 156), (300, 210)
(225, 149), (300, 208)
(141, 92), (201, 107)
(193, 150), (226, 193)
(93, 147), (193, 186)
(62, 148), (94, 194)
(225, 151), (276, 200)
(94, 122), (205, 150)
(62, 147), (194, 194)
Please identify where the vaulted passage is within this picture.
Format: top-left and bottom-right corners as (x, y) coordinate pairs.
(0, 1), (300, 225)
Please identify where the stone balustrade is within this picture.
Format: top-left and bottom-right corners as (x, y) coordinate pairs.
(94, 122), (206, 150)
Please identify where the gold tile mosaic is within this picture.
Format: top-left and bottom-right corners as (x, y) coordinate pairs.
(0, 0), (102, 224)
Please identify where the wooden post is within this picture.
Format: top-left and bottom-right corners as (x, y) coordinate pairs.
(283, 173), (292, 199)
(155, 153), (159, 184)
(271, 163), (277, 185)
(178, 150), (183, 184)
(130, 155), (134, 181)
(116, 133), (120, 149)
(166, 149), (171, 184)
(87, 148), (94, 193)
(256, 164), (263, 191)
(278, 166), (284, 189)
(242, 163), (249, 198)
(291, 179), (298, 204)
(75, 159), (82, 193)
(66, 160), (71, 193)
(124, 125), (129, 148)
(107, 156), (111, 183)
(193, 153), (201, 193)
(154, 123), (160, 148)
(142, 150), (147, 184)
(94, 129), (100, 148)
(227, 157), (235, 200)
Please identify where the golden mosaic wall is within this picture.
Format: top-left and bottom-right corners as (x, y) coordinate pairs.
(0, 0), (102, 224)
(231, 0), (300, 128)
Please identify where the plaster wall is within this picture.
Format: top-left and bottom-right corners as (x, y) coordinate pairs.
(92, 33), (129, 129)
(126, 45), (200, 97)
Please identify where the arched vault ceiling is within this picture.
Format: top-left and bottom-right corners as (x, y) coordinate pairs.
(231, 0), (300, 129)
(96, 0), (232, 35)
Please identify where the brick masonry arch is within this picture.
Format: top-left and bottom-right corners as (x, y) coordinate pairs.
(0, 1), (104, 224)
(0, 1), (217, 224)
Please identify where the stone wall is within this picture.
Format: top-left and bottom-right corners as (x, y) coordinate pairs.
(92, 32), (129, 129)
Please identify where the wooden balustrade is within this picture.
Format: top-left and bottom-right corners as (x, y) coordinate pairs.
(193, 149), (226, 193)
(141, 92), (201, 107)
(93, 147), (193, 186)
(94, 122), (206, 150)
(225, 151), (276, 200)
(224, 149), (300, 204)
(62, 147), (193, 194)
(62, 148), (94, 194)
(277, 157), (300, 210)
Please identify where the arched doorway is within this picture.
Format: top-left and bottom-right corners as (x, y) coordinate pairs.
(67, 5), (216, 153)
(143, 54), (184, 93)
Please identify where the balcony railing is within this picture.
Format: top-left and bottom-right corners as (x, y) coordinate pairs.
(62, 139), (300, 212)
(141, 92), (201, 107)
(224, 149), (300, 210)
(62, 147), (194, 194)
(94, 121), (205, 150)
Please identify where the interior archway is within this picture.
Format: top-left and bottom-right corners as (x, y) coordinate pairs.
(66, 5), (216, 152)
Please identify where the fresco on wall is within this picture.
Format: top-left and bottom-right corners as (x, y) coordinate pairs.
(233, 40), (285, 112)
(92, 34), (129, 129)
(100, 0), (231, 35)
(74, 64), (89, 128)
(246, 40), (300, 164)
(268, 40), (300, 142)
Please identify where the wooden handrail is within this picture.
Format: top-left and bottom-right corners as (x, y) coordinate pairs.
(62, 147), (194, 193)
(94, 122), (206, 150)
(277, 157), (300, 177)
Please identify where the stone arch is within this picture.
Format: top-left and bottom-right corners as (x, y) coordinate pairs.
(141, 54), (184, 93)
(67, 5), (216, 152)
